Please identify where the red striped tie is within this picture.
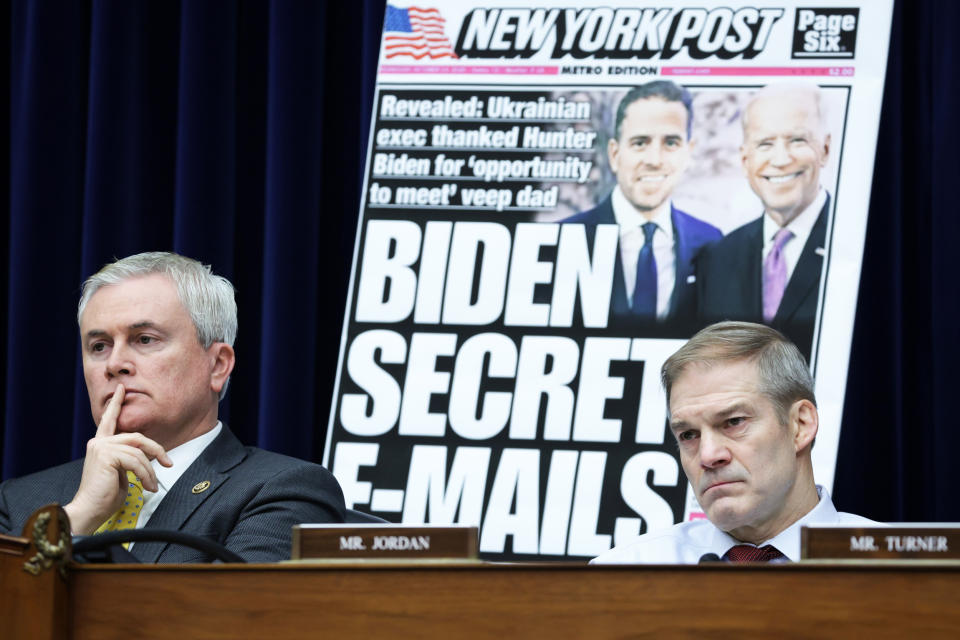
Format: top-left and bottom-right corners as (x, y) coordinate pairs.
(724, 544), (785, 562)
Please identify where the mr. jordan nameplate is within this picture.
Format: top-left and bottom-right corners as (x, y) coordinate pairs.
(292, 525), (478, 560)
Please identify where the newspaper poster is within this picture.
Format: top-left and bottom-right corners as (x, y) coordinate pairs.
(324, 0), (893, 560)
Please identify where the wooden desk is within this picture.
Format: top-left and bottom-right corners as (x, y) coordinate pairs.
(4, 508), (959, 639)
(66, 562), (959, 639)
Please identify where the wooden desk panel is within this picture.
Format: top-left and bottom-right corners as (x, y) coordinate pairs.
(1, 506), (70, 640)
(67, 563), (960, 639)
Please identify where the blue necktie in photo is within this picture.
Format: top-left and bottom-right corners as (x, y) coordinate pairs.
(632, 222), (658, 317)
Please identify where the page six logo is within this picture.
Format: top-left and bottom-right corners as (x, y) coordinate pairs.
(792, 7), (859, 58)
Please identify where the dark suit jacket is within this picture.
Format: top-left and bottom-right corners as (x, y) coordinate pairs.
(696, 196), (830, 360)
(0, 425), (345, 562)
(564, 195), (722, 322)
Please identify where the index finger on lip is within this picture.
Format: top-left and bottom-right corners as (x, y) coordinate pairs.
(96, 384), (125, 438)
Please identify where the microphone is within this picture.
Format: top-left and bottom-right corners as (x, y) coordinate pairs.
(72, 529), (246, 563)
(699, 552), (722, 563)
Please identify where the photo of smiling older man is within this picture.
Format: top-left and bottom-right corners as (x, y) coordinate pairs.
(696, 83), (832, 360)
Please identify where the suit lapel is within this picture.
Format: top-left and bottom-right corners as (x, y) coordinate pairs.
(670, 206), (700, 312)
(131, 426), (247, 563)
(671, 207), (694, 289)
(739, 218), (765, 315)
(593, 197), (631, 315)
(774, 199), (829, 323)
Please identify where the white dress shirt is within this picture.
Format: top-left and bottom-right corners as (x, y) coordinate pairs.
(611, 186), (675, 319)
(762, 188), (826, 283)
(129, 422), (222, 548)
(590, 486), (881, 564)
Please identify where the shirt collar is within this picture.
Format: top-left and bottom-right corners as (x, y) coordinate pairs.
(152, 422), (222, 493)
(762, 188), (825, 246)
(765, 485), (834, 561)
(707, 484), (831, 561)
(610, 186), (674, 242)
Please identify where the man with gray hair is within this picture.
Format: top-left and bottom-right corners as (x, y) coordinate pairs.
(0, 252), (345, 562)
(697, 82), (832, 360)
(593, 321), (876, 564)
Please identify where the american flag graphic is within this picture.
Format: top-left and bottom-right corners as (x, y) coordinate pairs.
(383, 5), (458, 60)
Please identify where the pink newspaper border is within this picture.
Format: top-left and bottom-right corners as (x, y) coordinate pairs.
(379, 64), (855, 77)
(380, 64), (559, 75)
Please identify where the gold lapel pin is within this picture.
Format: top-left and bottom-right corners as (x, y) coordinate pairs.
(192, 480), (211, 494)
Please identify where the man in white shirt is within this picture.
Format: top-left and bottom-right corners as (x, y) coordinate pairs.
(0, 252), (345, 561)
(696, 82), (832, 361)
(565, 80), (721, 325)
(593, 321), (877, 564)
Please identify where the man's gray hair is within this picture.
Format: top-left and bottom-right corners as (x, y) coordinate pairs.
(742, 81), (828, 141)
(77, 251), (237, 399)
(661, 321), (815, 424)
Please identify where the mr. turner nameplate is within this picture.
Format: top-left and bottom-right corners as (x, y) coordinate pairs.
(802, 526), (960, 560)
(292, 525), (478, 560)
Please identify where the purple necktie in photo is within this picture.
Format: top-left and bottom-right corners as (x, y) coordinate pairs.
(632, 222), (658, 317)
(762, 228), (794, 323)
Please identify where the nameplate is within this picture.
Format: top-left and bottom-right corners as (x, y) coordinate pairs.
(802, 526), (960, 560)
(292, 525), (478, 560)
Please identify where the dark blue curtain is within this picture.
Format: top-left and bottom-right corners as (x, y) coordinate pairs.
(834, 0), (960, 522)
(3, 0), (958, 524)
(3, 0), (386, 476)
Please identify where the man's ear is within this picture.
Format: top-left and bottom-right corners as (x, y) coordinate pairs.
(820, 133), (831, 166)
(607, 137), (620, 173)
(791, 399), (818, 454)
(208, 343), (236, 394)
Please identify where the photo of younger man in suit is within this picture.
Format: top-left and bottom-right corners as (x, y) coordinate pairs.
(565, 81), (721, 326)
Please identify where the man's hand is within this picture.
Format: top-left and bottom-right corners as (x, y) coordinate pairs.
(64, 385), (173, 535)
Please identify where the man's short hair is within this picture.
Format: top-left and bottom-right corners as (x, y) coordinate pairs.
(614, 80), (694, 141)
(77, 251), (237, 399)
(661, 321), (815, 424)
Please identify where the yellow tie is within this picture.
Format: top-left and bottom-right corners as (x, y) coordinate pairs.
(94, 471), (145, 549)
